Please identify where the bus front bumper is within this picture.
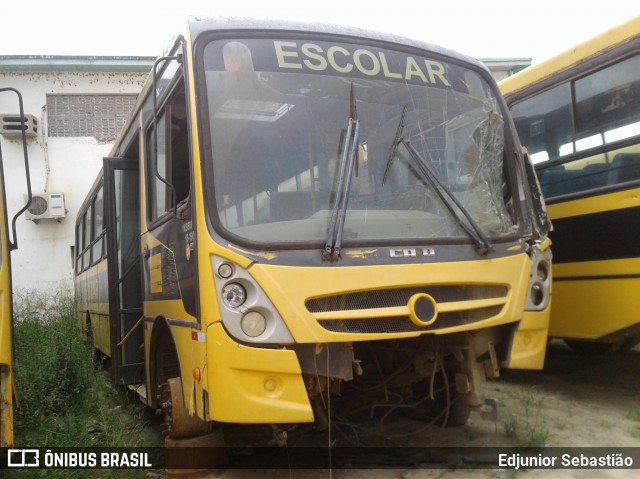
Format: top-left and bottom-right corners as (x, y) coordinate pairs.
(205, 322), (313, 424)
(507, 309), (549, 370)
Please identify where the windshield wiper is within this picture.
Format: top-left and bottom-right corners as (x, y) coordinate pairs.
(383, 113), (492, 255)
(382, 105), (407, 186)
(398, 139), (493, 255)
(323, 84), (360, 261)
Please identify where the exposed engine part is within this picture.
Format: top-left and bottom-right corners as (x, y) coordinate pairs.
(268, 424), (288, 447)
(292, 326), (512, 443)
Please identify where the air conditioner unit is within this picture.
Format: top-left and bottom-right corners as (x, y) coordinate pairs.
(0, 113), (38, 138)
(25, 193), (66, 221)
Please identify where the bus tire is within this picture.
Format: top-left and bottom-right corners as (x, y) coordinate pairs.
(160, 377), (212, 439)
(153, 324), (211, 439)
(442, 393), (472, 427)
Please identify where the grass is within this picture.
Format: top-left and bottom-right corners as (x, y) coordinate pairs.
(502, 387), (549, 449)
(628, 406), (640, 439)
(8, 289), (162, 478)
(627, 406), (640, 423)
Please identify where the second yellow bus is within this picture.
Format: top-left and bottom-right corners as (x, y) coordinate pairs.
(500, 16), (640, 353)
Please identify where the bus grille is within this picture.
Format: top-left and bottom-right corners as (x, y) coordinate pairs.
(306, 285), (507, 334)
(317, 307), (504, 334)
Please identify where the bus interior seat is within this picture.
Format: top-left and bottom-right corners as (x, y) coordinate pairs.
(538, 166), (564, 197)
(539, 163), (610, 197)
(608, 153), (640, 185)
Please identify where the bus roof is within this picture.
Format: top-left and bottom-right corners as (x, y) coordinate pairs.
(185, 16), (488, 72)
(499, 15), (640, 98)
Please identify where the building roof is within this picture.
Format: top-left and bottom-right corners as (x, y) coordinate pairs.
(480, 58), (532, 75)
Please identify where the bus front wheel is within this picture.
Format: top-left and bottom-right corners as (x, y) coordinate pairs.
(153, 328), (210, 439)
(157, 377), (212, 439)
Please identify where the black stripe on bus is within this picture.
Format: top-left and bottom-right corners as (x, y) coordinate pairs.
(554, 273), (640, 282)
(550, 205), (640, 264)
(143, 317), (197, 328)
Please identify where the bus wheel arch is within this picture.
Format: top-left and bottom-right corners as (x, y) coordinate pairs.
(149, 316), (210, 438)
(148, 316), (178, 409)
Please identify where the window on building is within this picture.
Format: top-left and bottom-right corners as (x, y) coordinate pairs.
(47, 94), (138, 141)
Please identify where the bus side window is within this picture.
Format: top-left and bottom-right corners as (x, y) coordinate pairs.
(574, 55), (640, 147)
(83, 205), (92, 269)
(75, 220), (83, 274)
(146, 79), (190, 222)
(510, 82), (573, 164)
(91, 185), (104, 263)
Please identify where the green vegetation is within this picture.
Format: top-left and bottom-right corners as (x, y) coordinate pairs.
(9, 289), (162, 478)
(627, 406), (640, 423)
(628, 406), (640, 439)
(502, 387), (549, 449)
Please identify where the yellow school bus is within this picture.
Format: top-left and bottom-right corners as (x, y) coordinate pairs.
(499, 16), (640, 352)
(74, 17), (551, 440)
(0, 127), (10, 449)
(0, 88), (33, 447)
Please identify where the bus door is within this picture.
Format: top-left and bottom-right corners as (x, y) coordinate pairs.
(103, 157), (144, 385)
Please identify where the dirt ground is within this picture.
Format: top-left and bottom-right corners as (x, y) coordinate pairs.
(201, 340), (640, 479)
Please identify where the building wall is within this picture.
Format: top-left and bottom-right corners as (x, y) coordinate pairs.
(0, 70), (147, 294)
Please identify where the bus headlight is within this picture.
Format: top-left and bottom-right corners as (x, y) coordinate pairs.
(212, 256), (295, 344)
(525, 244), (552, 311)
(241, 311), (267, 337)
(535, 259), (550, 283)
(529, 282), (544, 307)
(217, 262), (234, 279)
(222, 283), (246, 308)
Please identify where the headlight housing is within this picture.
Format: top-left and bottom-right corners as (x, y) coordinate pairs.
(525, 244), (552, 311)
(212, 257), (294, 344)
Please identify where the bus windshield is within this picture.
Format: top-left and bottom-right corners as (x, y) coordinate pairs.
(202, 38), (516, 247)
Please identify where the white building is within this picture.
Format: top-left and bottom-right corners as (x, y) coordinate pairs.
(0, 55), (530, 295)
(480, 58), (532, 82)
(0, 56), (153, 294)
